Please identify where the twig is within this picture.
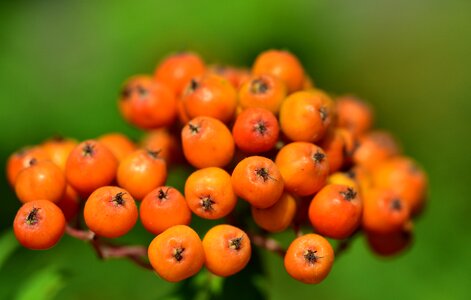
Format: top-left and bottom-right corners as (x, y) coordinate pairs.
(250, 233), (286, 257)
(65, 225), (152, 270)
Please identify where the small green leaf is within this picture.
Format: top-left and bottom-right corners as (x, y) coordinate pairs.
(14, 266), (65, 300)
(0, 229), (19, 270)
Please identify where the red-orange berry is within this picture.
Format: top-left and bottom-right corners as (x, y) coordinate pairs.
(13, 200), (66, 250)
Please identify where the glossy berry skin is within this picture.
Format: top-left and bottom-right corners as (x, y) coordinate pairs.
(251, 192), (297, 232)
(148, 225), (205, 282)
(319, 128), (355, 173)
(65, 140), (118, 196)
(117, 149), (167, 200)
(140, 186), (192, 235)
(154, 52), (206, 97)
(15, 160), (66, 204)
(140, 128), (182, 164)
(181, 73), (237, 123)
(284, 234), (334, 284)
(7, 146), (50, 186)
(353, 131), (401, 170)
(252, 49), (305, 93)
(181, 116), (235, 168)
(98, 133), (137, 163)
(362, 189), (410, 234)
(232, 107), (280, 154)
(84, 186), (138, 238)
(275, 142), (329, 196)
(309, 184), (363, 239)
(42, 137), (78, 171)
(335, 95), (373, 136)
(238, 74), (287, 114)
(119, 75), (177, 129)
(231, 156), (284, 208)
(279, 90), (334, 143)
(184, 167), (237, 219)
(372, 156), (427, 215)
(202, 225), (251, 277)
(13, 200), (66, 250)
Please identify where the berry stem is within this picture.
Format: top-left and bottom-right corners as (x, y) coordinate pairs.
(65, 225), (152, 270)
(250, 233), (286, 257)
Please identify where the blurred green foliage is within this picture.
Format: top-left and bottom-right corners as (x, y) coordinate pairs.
(1, 0), (470, 299)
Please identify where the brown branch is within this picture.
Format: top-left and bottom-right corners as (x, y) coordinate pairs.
(65, 225), (152, 270)
(250, 233), (286, 257)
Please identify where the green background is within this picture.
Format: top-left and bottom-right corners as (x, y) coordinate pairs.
(1, 0), (470, 299)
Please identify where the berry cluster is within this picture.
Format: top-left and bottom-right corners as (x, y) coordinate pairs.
(7, 50), (428, 284)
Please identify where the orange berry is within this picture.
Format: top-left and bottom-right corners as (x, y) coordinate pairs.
(140, 186), (192, 235)
(252, 49), (305, 93)
(353, 131), (401, 170)
(362, 189), (410, 234)
(251, 192), (296, 232)
(279, 90), (334, 142)
(84, 186), (138, 238)
(118, 75), (177, 129)
(372, 156), (427, 215)
(335, 95), (373, 136)
(275, 142), (329, 196)
(284, 234), (334, 284)
(181, 116), (234, 168)
(148, 225), (205, 282)
(154, 52), (206, 97)
(184, 167), (237, 219)
(238, 74), (287, 114)
(6, 146), (49, 186)
(65, 140), (118, 196)
(231, 156), (284, 208)
(117, 149), (167, 200)
(181, 73), (237, 123)
(202, 224), (251, 277)
(13, 200), (66, 250)
(309, 184), (363, 239)
(41, 137), (78, 171)
(232, 107), (280, 154)
(56, 185), (81, 222)
(15, 160), (66, 204)
(98, 133), (137, 162)
(140, 128), (182, 164)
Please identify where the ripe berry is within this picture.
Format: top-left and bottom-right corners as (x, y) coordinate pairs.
(98, 132), (137, 163)
(252, 49), (305, 93)
(362, 189), (410, 234)
(117, 149), (167, 200)
(309, 184), (363, 239)
(181, 116), (234, 168)
(41, 137), (78, 171)
(148, 225), (205, 282)
(140, 186), (192, 235)
(284, 234), (334, 284)
(65, 140), (118, 196)
(118, 75), (177, 129)
(84, 186), (138, 238)
(275, 142), (329, 196)
(181, 73), (237, 123)
(231, 156), (284, 208)
(335, 95), (373, 136)
(202, 224), (251, 277)
(15, 160), (66, 204)
(238, 74), (287, 114)
(279, 90), (334, 143)
(232, 107), (280, 154)
(251, 192), (297, 232)
(154, 52), (206, 97)
(13, 200), (66, 250)
(7, 146), (49, 186)
(184, 167), (237, 219)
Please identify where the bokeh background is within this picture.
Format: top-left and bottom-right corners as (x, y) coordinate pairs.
(1, 0), (470, 299)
